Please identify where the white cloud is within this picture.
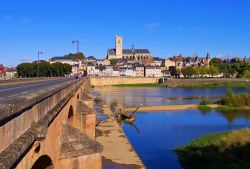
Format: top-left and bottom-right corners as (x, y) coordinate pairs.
(145, 22), (160, 32)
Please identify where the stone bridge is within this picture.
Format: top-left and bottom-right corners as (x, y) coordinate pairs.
(0, 79), (102, 169)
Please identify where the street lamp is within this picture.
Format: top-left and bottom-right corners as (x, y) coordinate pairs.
(72, 40), (79, 53)
(37, 51), (43, 77)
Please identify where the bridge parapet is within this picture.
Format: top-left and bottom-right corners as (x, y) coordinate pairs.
(0, 78), (102, 169)
(0, 79), (83, 152)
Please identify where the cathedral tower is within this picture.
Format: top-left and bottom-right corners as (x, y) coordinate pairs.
(115, 36), (123, 59)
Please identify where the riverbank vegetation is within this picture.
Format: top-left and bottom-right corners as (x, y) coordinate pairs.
(175, 129), (250, 169)
(218, 90), (250, 108)
(198, 105), (212, 112)
(197, 90), (250, 112)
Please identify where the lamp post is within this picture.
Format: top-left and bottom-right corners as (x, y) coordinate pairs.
(37, 51), (43, 77)
(72, 40), (79, 53)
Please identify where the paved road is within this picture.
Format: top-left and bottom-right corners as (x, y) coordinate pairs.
(0, 77), (78, 101)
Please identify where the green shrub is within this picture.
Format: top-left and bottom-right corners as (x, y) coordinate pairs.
(198, 105), (212, 112)
(219, 90), (250, 107)
(175, 129), (250, 169)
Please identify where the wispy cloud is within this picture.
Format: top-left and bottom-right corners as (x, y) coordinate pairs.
(19, 17), (30, 24)
(145, 22), (160, 32)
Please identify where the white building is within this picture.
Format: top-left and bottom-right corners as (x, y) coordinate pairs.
(145, 66), (162, 77)
(120, 68), (136, 77)
(135, 66), (144, 77)
(102, 66), (114, 76)
(86, 64), (96, 76)
(96, 59), (111, 66)
(49, 57), (79, 66)
(112, 71), (120, 77)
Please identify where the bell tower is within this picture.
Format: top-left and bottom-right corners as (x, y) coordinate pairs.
(115, 36), (123, 59)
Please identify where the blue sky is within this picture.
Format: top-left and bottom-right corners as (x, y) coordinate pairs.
(1, 0), (250, 66)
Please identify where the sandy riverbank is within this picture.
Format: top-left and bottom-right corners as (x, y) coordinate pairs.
(96, 105), (145, 169)
(125, 104), (219, 112)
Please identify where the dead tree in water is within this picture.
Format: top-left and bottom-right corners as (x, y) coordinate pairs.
(111, 102), (137, 124)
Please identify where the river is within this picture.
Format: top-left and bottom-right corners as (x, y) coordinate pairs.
(97, 87), (250, 169)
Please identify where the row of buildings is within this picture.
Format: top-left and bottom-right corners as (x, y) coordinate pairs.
(3, 36), (249, 79)
(47, 36), (212, 77)
(46, 36), (249, 78)
(0, 64), (17, 80)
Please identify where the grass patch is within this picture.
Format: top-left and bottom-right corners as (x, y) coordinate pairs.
(175, 129), (250, 169)
(219, 90), (250, 107)
(112, 83), (160, 87)
(198, 105), (212, 112)
(216, 105), (235, 112)
(216, 105), (250, 113)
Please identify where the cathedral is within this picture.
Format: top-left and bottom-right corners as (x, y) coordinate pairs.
(107, 36), (153, 61)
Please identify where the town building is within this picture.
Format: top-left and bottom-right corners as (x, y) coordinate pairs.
(0, 64), (5, 79)
(86, 64), (96, 76)
(5, 67), (16, 79)
(49, 57), (79, 66)
(163, 59), (175, 69)
(151, 57), (163, 67)
(144, 66), (162, 77)
(102, 66), (114, 76)
(120, 68), (136, 77)
(96, 59), (111, 66)
(134, 65), (145, 77)
(107, 36), (154, 61)
(85, 56), (96, 62)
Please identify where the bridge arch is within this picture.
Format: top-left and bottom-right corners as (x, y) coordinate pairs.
(31, 155), (54, 169)
(68, 106), (74, 124)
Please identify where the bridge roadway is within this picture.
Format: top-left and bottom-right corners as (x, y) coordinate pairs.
(0, 77), (77, 101)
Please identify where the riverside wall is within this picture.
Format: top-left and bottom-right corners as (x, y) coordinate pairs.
(90, 77), (159, 86)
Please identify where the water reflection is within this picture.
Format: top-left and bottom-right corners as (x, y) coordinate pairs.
(122, 110), (250, 169)
(99, 87), (250, 106)
(98, 87), (250, 169)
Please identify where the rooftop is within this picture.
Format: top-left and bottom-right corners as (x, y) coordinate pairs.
(108, 49), (151, 55)
(50, 56), (78, 61)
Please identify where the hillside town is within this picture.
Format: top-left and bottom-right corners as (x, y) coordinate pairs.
(1, 36), (250, 79)
(47, 36), (249, 78)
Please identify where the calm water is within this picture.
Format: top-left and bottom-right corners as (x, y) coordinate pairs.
(122, 110), (250, 169)
(98, 87), (250, 169)
(99, 87), (250, 106)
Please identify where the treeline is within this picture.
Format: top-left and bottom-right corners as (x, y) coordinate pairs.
(64, 52), (85, 60)
(17, 61), (72, 77)
(169, 65), (220, 78)
(219, 90), (250, 107)
(210, 58), (250, 78)
(182, 65), (219, 78)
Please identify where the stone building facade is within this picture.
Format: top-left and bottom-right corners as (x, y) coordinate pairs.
(107, 36), (153, 61)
